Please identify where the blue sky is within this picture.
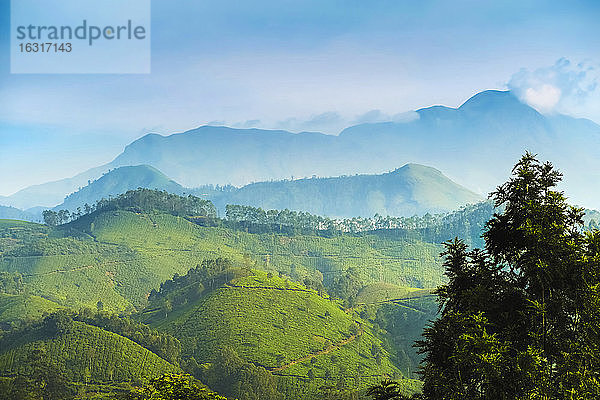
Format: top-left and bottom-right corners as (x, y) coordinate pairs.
(1, 0), (600, 195)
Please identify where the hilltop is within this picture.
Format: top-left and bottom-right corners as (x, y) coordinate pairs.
(0, 205), (38, 222)
(213, 163), (481, 217)
(0, 206), (444, 320)
(55, 165), (188, 212)
(52, 163), (482, 219)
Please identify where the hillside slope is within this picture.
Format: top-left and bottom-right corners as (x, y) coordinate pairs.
(53, 163), (481, 219)
(140, 270), (420, 396)
(55, 165), (188, 212)
(0, 211), (444, 319)
(0, 319), (180, 383)
(0, 206), (37, 222)
(0, 294), (62, 329)
(214, 163), (481, 217)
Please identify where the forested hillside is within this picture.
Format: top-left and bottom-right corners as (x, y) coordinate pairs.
(139, 266), (425, 399)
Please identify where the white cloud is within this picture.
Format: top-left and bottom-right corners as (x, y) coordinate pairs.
(508, 58), (598, 115)
(523, 84), (562, 113)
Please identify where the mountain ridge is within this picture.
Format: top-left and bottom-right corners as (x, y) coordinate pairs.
(2, 89), (600, 210)
(212, 163), (482, 217)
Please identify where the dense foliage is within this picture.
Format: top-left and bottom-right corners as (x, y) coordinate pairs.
(44, 188), (217, 225)
(73, 309), (182, 363)
(417, 153), (600, 399)
(0, 316), (180, 387)
(140, 269), (418, 399)
(200, 346), (284, 400)
(149, 258), (236, 302)
(123, 374), (230, 400)
(224, 202), (494, 246)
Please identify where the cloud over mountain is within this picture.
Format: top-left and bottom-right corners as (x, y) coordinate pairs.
(508, 58), (598, 115)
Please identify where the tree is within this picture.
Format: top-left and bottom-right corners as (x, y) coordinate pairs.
(124, 374), (229, 400)
(366, 379), (406, 400)
(26, 346), (75, 400)
(57, 209), (71, 224)
(417, 153), (600, 399)
(200, 346), (283, 400)
(42, 210), (59, 226)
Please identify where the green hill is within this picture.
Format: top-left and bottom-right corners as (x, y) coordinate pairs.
(48, 162), (482, 219)
(0, 319), (180, 384)
(213, 163), (481, 218)
(0, 210), (444, 320)
(140, 269), (422, 398)
(56, 165), (188, 212)
(0, 293), (62, 329)
(0, 206), (446, 398)
(355, 282), (432, 305)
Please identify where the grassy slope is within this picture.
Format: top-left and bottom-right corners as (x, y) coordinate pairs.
(141, 270), (420, 394)
(355, 282), (433, 305)
(0, 293), (62, 327)
(0, 215), (439, 397)
(0, 321), (180, 383)
(87, 211), (443, 288)
(0, 212), (443, 316)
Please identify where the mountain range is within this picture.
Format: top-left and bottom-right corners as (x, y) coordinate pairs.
(1, 90), (599, 211)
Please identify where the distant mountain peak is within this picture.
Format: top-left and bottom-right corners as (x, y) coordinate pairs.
(216, 163), (481, 218)
(458, 89), (535, 114)
(392, 163), (442, 175)
(55, 164), (186, 211)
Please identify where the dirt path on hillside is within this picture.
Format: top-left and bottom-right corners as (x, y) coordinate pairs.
(223, 283), (332, 301)
(269, 329), (362, 372)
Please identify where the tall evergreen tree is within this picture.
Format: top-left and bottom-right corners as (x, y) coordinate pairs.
(417, 153), (600, 399)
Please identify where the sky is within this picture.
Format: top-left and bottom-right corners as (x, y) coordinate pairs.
(1, 0), (600, 195)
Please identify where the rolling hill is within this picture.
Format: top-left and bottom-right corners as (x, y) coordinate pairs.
(0, 205), (38, 222)
(0, 204), (446, 398)
(55, 165), (188, 212)
(213, 163), (481, 217)
(0, 318), (180, 385)
(0, 293), (62, 330)
(139, 269), (424, 398)
(0, 164), (109, 209)
(0, 209), (445, 319)
(51, 162), (481, 219)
